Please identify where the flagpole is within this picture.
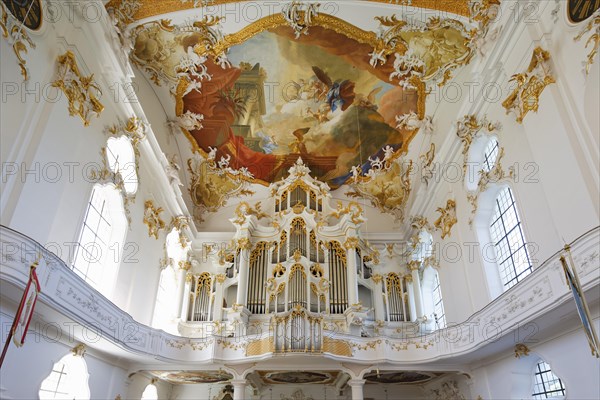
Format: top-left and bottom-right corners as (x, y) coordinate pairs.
(0, 260), (38, 369)
(564, 244), (600, 357)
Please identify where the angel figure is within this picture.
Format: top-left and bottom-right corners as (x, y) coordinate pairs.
(312, 66), (356, 112)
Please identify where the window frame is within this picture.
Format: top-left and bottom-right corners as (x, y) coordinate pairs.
(532, 360), (566, 399)
(489, 186), (533, 289)
(71, 184), (127, 297)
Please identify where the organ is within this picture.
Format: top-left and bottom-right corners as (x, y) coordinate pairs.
(174, 158), (439, 344)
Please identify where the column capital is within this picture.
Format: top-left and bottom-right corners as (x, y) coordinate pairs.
(230, 378), (247, 386)
(347, 378), (366, 386)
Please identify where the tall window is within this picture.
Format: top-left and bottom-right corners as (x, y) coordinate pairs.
(489, 187), (532, 289)
(482, 138), (499, 172)
(39, 353), (89, 400)
(432, 272), (446, 329)
(72, 184), (127, 296)
(532, 360), (566, 399)
(152, 228), (186, 333)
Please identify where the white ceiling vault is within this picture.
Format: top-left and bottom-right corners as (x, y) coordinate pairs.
(104, 0), (501, 235)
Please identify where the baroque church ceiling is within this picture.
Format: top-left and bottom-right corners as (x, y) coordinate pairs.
(104, 0), (501, 226)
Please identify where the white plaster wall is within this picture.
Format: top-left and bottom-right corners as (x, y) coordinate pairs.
(0, 307), (130, 400)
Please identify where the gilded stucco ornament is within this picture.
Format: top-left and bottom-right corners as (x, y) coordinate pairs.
(396, 112), (434, 135)
(282, 1), (320, 39)
(370, 15), (475, 88)
(186, 150), (255, 223)
(467, 147), (515, 226)
(52, 51), (104, 126)
(232, 201), (269, 225)
(170, 216), (191, 248)
(327, 201), (364, 225)
(419, 142), (436, 186)
(237, 237), (252, 250)
(346, 158), (413, 223)
(434, 199), (457, 239)
(411, 215), (432, 231)
(455, 114), (501, 174)
(106, 116), (147, 181)
(0, 2), (35, 81)
(71, 343), (86, 357)
(502, 47), (555, 123)
(573, 9), (600, 75)
(143, 200), (166, 239)
(514, 343), (530, 358)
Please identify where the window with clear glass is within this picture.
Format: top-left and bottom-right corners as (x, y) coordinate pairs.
(532, 360), (566, 399)
(482, 138), (499, 173)
(106, 136), (138, 195)
(39, 354), (89, 400)
(72, 184), (127, 296)
(141, 383), (158, 400)
(489, 186), (532, 289)
(432, 272), (446, 329)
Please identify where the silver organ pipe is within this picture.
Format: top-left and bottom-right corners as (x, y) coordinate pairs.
(288, 264), (307, 308)
(248, 242), (268, 314)
(290, 218), (307, 257)
(327, 241), (347, 314)
(385, 273), (407, 322)
(191, 272), (212, 322)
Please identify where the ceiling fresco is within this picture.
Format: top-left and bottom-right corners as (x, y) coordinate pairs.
(113, 0), (501, 223)
(149, 370), (233, 384)
(177, 27), (421, 186)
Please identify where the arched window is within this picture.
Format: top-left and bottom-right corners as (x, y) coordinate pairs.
(106, 136), (138, 195)
(421, 266), (446, 330)
(152, 228), (187, 333)
(141, 383), (158, 400)
(532, 360), (566, 399)
(465, 135), (499, 191)
(39, 352), (89, 400)
(72, 184), (127, 297)
(489, 186), (532, 289)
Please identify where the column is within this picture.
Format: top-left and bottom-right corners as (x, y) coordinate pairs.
(372, 275), (385, 322)
(345, 239), (359, 305)
(180, 273), (192, 320)
(213, 274), (225, 321)
(231, 378), (247, 400)
(405, 275), (417, 322)
(175, 261), (189, 319)
(409, 260), (424, 320)
(235, 238), (251, 307)
(347, 379), (365, 400)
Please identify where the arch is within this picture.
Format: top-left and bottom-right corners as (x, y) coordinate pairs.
(141, 383), (158, 400)
(473, 183), (532, 299)
(72, 183), (127, 297)
(39, 352), (90, 400)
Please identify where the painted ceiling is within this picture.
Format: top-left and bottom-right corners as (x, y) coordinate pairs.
(105, 0), (501, 224)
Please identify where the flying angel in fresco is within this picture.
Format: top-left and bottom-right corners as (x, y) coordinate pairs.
(312, 66), (356, 112)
